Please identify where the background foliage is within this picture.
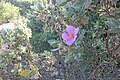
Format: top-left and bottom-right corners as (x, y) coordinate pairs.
(0, 1), (20, 24)
(0, 0), (120, 80)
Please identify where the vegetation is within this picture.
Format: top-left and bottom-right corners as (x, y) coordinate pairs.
(0, 0), (120, 80)
(0, 1), (20, 24)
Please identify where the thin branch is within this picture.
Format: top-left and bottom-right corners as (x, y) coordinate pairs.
(87, 60), (113, 80)
(87, 62), (104, 80)
(100, 44), (120, 55)
(82, 41), (87, 53)
(79, 67), (86, 80)
(90, 43), (98, 56)
(106, 31), (110, 54)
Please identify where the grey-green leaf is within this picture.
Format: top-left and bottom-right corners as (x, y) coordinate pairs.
(48, 39), (60, 45)
(108, 28), (120, 33)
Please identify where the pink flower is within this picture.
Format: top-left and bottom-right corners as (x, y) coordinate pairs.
(62, 25), (79, 46)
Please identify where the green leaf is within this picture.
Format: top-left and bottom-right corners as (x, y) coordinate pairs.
(28, 71), (36, 77)
(83, 0), (92, 8)
(0, 37), (2, 43)
(72, 2), (81, 9)
(56, 0), (66, 5)
(48, 39), (60, 45)
(0, 37), (2, 48)
(64, 55), (74, 63)
(105, 18), (120, 28)
(77, 0), (85, 4)
(42, 0), (47, 2)
(75, 29), (85, 45)
(56, 0), (71, 6)
(108, 28), (120, 33)
(72, 2), (85, 13)
(51, 47), (59, 52)
(74, 53), (82, 62)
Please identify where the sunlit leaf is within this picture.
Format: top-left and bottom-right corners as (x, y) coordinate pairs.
(0, 77), (3, 80)
(28, 60), (35, 71)
(42, 0), (47, 2)
(19, 69), (37, 77)
(28, 71), (36, 77)
(19, 70), (31, 76)
(34, 72), (41, 79)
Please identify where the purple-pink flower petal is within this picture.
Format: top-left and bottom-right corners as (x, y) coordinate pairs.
(66, 26), (74, 33)
(74, 28), (79, 34)
(62, 32), (69, 41)
(66, 36), (77, 46)
(66, 39), (73, 46)
(72, 35), (77, 42)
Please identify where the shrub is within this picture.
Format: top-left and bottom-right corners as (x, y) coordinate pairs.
(27, 12), (59, 53)
(0, 0), (119, 79)
(0, 20), (34, 79)
(0, 1), (20, 24)
(4, 0), (36, 17)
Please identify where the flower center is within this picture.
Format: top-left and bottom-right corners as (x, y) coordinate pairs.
(69, 33), (74, 38)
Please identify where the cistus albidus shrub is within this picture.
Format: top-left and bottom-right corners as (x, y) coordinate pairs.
(34, 0), (120, 79)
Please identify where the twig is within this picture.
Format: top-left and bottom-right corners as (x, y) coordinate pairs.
(87, 60), (113, 79)
(87, 62), (104, 80)
(106, 32), (110, 54)
(104, 0), (117, 19)
(82, 41), (87, 53)
(90, 43), (98, 56)
(100, 43), (120, 55)
(79, 67), (86, 80)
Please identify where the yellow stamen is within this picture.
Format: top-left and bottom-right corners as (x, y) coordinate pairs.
(69, 33), (74, 38)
